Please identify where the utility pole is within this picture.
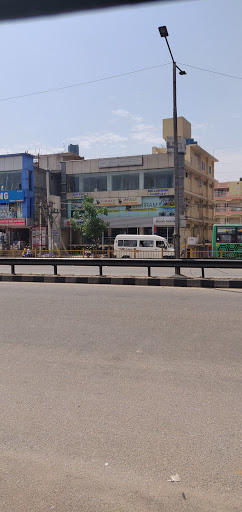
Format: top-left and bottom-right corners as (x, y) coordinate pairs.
(46, 157), (52, 251)
(39, 199), (42, 253)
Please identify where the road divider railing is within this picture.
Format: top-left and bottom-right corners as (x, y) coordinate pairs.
(0, 257), (242, 278)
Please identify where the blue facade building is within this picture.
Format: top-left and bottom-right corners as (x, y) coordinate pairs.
(0, 153), (34, 248)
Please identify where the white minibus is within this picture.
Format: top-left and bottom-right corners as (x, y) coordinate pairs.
(114, 234), (174, 258)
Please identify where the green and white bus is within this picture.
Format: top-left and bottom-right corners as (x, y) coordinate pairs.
(212, 224), (242, 258)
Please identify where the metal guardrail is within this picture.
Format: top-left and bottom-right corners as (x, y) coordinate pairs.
(1, 257), (242, 278)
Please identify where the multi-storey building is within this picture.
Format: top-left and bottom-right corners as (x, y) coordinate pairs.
(214, 180), (242, 224)
(59, 117), (217, 249)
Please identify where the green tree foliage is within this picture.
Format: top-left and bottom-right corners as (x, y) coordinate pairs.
(69, 195), (109, 246)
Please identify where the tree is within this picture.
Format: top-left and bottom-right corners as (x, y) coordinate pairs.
(69, 194), (109, 247)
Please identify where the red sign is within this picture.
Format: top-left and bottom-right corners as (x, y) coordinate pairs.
(0, 218), (26, 227)
(32, 227), (47, 247)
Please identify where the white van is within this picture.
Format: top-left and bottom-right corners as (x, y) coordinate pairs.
(114, 234), (174, 259)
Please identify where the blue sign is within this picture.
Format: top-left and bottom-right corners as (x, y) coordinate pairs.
(0, 190), (25, 203)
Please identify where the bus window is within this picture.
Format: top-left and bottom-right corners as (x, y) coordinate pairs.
(156, 240), (166, 248)
(216, 227), (236, 243)
(123, 239), (137, 247)
(139, 240), (154, 247)
(237, 228), (242, 242)
(118, 240), (123, 247)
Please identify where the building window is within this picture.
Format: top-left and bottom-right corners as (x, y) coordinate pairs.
(194, 152), (200, 166)
(50, 174), (61, 195)
(144, 170), (173, 189)
(185, 172), (190, 178)
(194, 176), (199, 181)
(209, 184), (212, 189)
(82, 174), (107, 192)
(202, 161), (206, 171)
(0, 202), (22, 218)
(0, 171), (22, 191)
(112, 173), (139, 191)
(67, 173), (108, 193)
(202, 180), (206, 185)
(67, 175), (79, 193)
(209, 165), (212, 174)
(214, 189), (228, 197)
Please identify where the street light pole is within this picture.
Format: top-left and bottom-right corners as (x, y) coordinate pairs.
(158, 26), (186, 272)
(172, 59), (180, 265)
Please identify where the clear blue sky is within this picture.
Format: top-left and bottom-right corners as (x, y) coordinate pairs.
(0, 0), (241, 182)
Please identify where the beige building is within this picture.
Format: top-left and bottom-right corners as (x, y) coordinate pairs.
(153, 117), (217, 245)
(214, 180), (242, 224)
(56, 117), (217, 249)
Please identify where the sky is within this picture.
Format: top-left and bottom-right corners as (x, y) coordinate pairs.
(0, 0), (241, 182)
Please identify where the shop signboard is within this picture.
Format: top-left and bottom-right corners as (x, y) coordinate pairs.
(94, 197), (141, 207)
(73, 193), (85, 199)
(94, 198), (116, 207)
(117, 197), (141, 206)
(99, 156), (143, 169)
(0, 190), (25, 203)
(153, 216), (175, 225)
(147, 188), (169, 196)
(0, 218), (25, 226)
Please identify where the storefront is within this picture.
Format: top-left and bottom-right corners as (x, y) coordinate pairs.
(0, 219), (29, 249)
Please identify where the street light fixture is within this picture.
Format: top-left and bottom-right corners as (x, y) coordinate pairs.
(158, 26), (186, 272)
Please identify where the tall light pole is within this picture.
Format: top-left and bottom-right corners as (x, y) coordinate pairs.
(158, 26), (186, 271)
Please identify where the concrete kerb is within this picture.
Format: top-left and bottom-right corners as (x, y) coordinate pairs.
(0, 274), (241, 288)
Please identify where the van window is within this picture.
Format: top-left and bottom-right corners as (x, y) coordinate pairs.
(139, 240), (154, 247)
(156, 240), (166, 248)
(123, 240), (137, 247)
(118, 240), (123, 247)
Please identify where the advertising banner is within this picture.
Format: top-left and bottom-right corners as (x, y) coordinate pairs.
(32, 227), (47, 247)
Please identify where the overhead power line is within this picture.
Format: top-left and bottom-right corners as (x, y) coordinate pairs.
(0, 63), (170, 103)
(178, 63), (242, 80)
(0, 61), (241, 104)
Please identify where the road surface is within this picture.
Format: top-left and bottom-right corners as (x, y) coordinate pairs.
(0, 283), (241, 511)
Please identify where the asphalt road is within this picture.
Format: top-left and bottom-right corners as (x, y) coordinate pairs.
(0, 283), (241, 512)
(0, 263), (242, 279)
